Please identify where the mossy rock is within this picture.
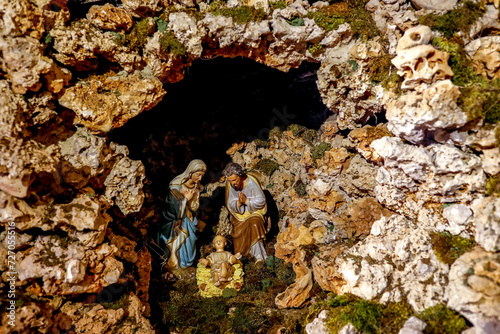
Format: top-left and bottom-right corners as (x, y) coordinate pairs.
(420, 304), (470, 334)
(431, 232), (475, 265)
(418, 1), (485, 38)
(311, 142), (332, 160)
(294, 180), (307, 197)
(159, 31), (187, 57)
(255, 158), (279, 176)
(209, 2), (267, 24)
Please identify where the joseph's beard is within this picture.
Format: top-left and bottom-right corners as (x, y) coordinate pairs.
(232, 184), (243, 191)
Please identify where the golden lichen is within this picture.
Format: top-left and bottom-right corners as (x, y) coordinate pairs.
(255, 158), (279, 176)
(308, 43), (325, 57)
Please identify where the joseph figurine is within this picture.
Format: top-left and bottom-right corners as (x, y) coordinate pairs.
(223, 162), (268, 262)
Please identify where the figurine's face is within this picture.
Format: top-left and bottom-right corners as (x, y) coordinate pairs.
(227, 174), (243, 191)
(214, 238), (226, 249)
(191, 170), (205, 184)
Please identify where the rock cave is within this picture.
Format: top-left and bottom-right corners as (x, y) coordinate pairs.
(1, 0), (500, 334)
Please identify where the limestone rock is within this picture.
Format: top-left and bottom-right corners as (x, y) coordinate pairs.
(465, 4), (500, 44)
(472, 197), (500, 252)
(446, 247), (500, 333)
(371, 137), (486, 216)
(0, 36), (52, 94)
(348, 124), (392, 165)
(305, 310), (329, 334)
(16, 236), (123, 295)
(481, 147), (500, 175)
(442, 204), (473, 236)
(317, 40), (385, 129)
(0, 80), (26, 138)
(465, 36), (500, 80)
(385, 80), (468, 144)
(59, 72), (166, 133)
(311, 244), (347, 292)
(60, 293), (154, 333)
(122, 0), (163, 16)
(104, 156), (146, 215)
(0, 137), (60, 198)
(87, 4), (134, 32)
(337, 154), (379, 198)
(169, 11), (203, 57)
(51, 20), (141, 72)
(398, 316), (427, 334)
(396, 25), (433, 52)
(410, 0), (457, 11)
(336, 215), (449, 311)
(392, 43), (453, 90)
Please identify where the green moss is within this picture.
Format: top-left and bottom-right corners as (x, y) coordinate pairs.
(270, 0), (287, 11)
(159, 31), (187, 57)
(381, 302), (413, 334)
(311, 142), (332, 160)
(255, 158), (279, 176)
(459, 79), (500, 123)
(127, 18), (156, 49)
(307, 1), (378, 40)
(431, 232), (475, 265)
(432, 37), (480, 87)
(268, 126), (282, 141)
(286, 16), (305, 26)
(418, 1), (485, 38)
(294, 180), (307, 197)
(340, 300), (382, 334)
(209, 3), (267, 24)
(308, 43), (325, 57)
(254, 138), (270, 148)
(420, 304), (470, 334)
(486, 174), (500, 197)
(302, 129), (317, 144)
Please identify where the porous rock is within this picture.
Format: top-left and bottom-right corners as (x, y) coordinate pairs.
(446, 247), (500, 333)
(59, 71), (166, 133)
(472, 197), (500, 252)
(87, 4), (134, 32)
(410, 0), (458, 11)
(385, 80), (468, 144)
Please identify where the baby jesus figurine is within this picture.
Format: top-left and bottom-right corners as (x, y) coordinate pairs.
(199, 235), (242, 287)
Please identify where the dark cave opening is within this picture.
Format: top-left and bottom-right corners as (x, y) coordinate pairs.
(108, 56), (331, 198)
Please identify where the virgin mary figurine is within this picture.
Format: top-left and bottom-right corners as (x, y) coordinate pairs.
(159, 159), (207, 278)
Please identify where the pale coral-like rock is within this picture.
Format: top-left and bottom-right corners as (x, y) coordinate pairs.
(336, 215), (449, 311)
(0, 36), (52, 94)
(371, 137), (486, 215)
(0, 192), (110, 247)
(122, 0), (163, 15)
(60, 293), (154, 333)
(59, 72), (166, 133)
(392, 45), (453, 90)
(0, 80), (26, 138)
(481, 147), (500, 175)
(398, 316), (427, 334)
(465, 36), (500, 80)
(472, 197), (500, 252)
(169, 11), (203, 57)
(348, 124), (392, 165)
(198, 12), (271, 48)
(104, 156), (146, 215)
(87, 3), (134, 32)
(446, 247), (500, 333)
(311, 244), (347, 292)
(0, 137), (60, 198)
(16, 235), (123, 295)
(0, 0), (47, 38)
(466, 125), (500, 150)
(442, 204), (473, 235)
(51, 20), (141, 71)
(339, 324), (359, 334)
(305, 310), (329, 334)
(410, 0), (457, 11)
(337, 154), (379, 198)
(385, 80), (468, 144)
(317, 40), (385, 129)
(396, 25), (433, 52)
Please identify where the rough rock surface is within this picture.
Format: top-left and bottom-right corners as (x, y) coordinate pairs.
(472, 197), (500, 252)
(446, 247), (500, 333)
(371, 136), (486, 216)
(87, 4), (134, 32)
(317, 40), (385, 129)
(465, 36), (500, 80)
(385, 80), (468, 144)
(398, 316), (427, 334)
(410, 0), (457, 11)
(59, 72), (166, 133)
